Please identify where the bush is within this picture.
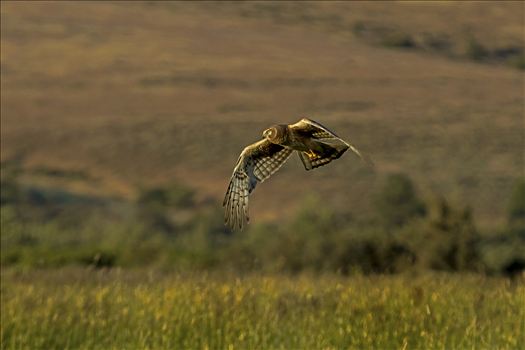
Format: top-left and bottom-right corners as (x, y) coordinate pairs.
(475, 178), (525, 276)
(136, 183), (196, 233)
(381, 32), (416, 49)
(220, 196), (414, 275)
(508, 178), (525, 228)
(138, 183), (195, 208)
(479, 229), (525, 276)
(398, 196), (480, 271)
(465, 36), (489, 61)
(374, 173), (426, 228)
(509, 54), (525, 70)
(1, 173), (519, 276)
(0, 177), (21, 206)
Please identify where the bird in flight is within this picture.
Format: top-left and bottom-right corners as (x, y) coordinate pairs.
(223, 118), (368, 230)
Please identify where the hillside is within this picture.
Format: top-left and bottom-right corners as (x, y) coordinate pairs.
(1, 1), (524, 227)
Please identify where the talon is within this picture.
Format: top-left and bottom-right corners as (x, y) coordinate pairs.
(307, 150), (318, 159)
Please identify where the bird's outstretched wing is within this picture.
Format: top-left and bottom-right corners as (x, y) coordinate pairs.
(290, 118), (344, 141)
(290, 118), (372, 170)
(223, 139), (293, 230)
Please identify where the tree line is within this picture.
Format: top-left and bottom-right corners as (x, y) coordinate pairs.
(1, 172), (524, 277)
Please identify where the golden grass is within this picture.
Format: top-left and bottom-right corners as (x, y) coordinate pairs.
(1, 269), (524, 349)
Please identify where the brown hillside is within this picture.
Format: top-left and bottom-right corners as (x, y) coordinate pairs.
(1, 1), (523, 227)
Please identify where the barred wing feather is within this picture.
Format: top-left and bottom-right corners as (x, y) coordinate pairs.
(223, 139), (292, 230)
(292, 118), (341, 140)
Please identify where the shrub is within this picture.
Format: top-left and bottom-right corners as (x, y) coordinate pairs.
(508, 178), (525, 228)
(0, 173), (518, 276)
(479, 228), (525, 275)
(138, 183), (195, 208)
(136, 182), (196, 233)
(374, 173), (426, 228)
(398, 196), (480, 271)
(509, 54), (525, 70)
(465, 36), (488, 61)
(381, 32), (416, 49)
(0, 177), (21, 206)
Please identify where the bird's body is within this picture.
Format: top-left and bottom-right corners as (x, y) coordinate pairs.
(223, 118), (367, 230)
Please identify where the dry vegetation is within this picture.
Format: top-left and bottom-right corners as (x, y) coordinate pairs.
(1, 1), (523, 227)
(2, 269), (524, 349)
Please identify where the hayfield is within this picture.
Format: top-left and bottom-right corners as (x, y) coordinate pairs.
(1, 269), (524, 350)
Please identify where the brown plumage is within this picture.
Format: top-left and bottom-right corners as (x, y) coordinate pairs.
(223, 118), (367, 230)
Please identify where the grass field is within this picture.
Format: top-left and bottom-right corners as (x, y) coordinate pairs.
(1, 269), (524, 350)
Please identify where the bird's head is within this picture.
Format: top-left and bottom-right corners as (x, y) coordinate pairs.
(263, 125), (286, 143)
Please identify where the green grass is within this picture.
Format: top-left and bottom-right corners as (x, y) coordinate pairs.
(1, 269), (523, 349)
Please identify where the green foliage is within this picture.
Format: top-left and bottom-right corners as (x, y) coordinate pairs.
(0, 177), (20, 206)
(380, 32), (416, 49)
(352, 21), (366, 36)
(509, 53), (525, 70)
(398, 197), (480, 271)
(465, 36), (489, 61)
(477, 181), (525, 276)
(219, 191), (479, 275)
(138, 183), (195, 208)
(374, 173), (426, 228)
(0, 174), (521, 276)
(136, 183), (196, 233)
(508, 178), (525, 227)
(479, 229), (525, 276)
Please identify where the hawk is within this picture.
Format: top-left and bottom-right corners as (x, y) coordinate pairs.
(223, 118), (367, 230)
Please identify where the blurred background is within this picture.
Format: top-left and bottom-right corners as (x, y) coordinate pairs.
(1, 1), (524, 275)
